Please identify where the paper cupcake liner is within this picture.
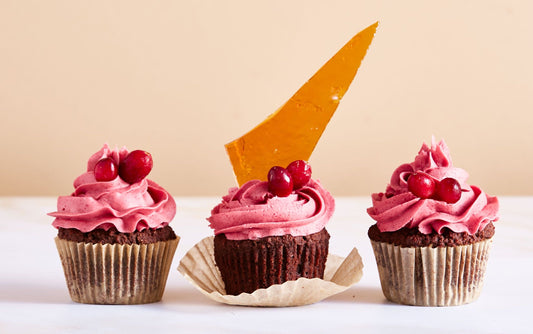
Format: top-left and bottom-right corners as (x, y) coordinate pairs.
(177, 236), (363, 307)
(370, 238), (492, 306)
(55, 236), (179, 304)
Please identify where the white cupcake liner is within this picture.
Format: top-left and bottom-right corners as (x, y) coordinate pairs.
(55, 237), (179, 304)
(177, 236), (363, 307)
(370, 238), (492, 306)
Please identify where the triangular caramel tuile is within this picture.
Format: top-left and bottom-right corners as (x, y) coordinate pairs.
(226, 22), (379, 186)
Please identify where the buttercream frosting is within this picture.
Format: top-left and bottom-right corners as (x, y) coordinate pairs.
(50, 144), (176, 233)
(367, 139), (499, 235)
(208, 179), (335, 240)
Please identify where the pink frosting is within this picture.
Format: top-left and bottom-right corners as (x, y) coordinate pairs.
(49, 144), (176, 233)
(367, 139), (499, 235)
(208, 179), (335, 240)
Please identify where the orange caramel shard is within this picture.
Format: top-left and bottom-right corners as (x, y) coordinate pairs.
(226, 22), (378, 186)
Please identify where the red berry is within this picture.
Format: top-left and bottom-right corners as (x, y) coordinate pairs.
(119, 150), (153, 184)
(267, 166), (293, 197)
(286, 160), (312, 189)
(435, 177), (461, 204)
(94, 158), (118, 182)
(407, 172), (436, 199)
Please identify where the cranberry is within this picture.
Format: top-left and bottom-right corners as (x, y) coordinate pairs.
(407, 172), (436, 199)
(267, 166), (293, 197)
(435, 177), (461, 204)
(94, 158), (118, 182)
(119, 150), (153, 184)
(286, 160), (312, 189)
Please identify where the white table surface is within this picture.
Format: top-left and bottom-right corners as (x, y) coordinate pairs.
(0, 196), (530, 334)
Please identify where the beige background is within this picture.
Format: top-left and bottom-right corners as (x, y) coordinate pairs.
(1, 1), (532, 197)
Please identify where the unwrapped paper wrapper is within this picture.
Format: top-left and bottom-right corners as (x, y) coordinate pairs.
(178, 236), (363, 307)
(55, 237), (179, 304)
(370, 238), (492, 306)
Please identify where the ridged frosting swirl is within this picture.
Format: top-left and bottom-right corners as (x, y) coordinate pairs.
(208, 179), (335, 240)
(367, 139), (499, 235)
(50, 145), (176, 233)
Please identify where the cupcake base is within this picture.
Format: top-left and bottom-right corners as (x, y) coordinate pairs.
(214, 229), (330, 295)
(370, 238), (492, 306)
(178, 236), (364, 306)
(55, 237), (179, 304)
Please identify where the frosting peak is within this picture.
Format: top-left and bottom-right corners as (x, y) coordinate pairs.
(367, 139), (499, 235)
(50, 144), (176, 233)
(208, 179), (335, 240)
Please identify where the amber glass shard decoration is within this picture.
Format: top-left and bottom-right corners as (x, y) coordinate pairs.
(226, 22), (378, 186)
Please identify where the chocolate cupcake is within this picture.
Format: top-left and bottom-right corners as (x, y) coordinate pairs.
(49, 144), (179, 304)
(367, 139), (499, 306)
(208, 161), (334, 295)
(180, 23), (378, 302)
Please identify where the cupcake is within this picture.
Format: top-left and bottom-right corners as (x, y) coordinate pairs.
(179, 22), (377, 303)
(49, 144), (179, 304)
(208, 160), (335, 295)
(367, 138), (499, 306)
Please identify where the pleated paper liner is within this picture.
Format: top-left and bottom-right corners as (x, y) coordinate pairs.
(370, 238), (492, 306)
(178, 236), (364, 307)
(55, 236), (179, 304)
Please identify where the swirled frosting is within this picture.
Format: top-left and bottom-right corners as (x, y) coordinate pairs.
(50, 144), (176, 233)
(367, 139), (499, 235)
(208, 179), (335, 240)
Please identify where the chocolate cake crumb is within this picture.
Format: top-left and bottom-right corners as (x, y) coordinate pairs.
(368, 222), (495, 248)
(58, 225), (176, 245)
(214, 229), (330, 295)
